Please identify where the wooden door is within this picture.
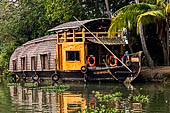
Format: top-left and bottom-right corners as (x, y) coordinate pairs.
(58, 44), (63, 70)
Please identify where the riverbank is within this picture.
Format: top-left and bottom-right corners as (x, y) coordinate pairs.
(136, 66), (170, 82)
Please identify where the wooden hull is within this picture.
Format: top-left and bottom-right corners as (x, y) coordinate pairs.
(13, 66), (137, 83)
(13, 71), (127, 82)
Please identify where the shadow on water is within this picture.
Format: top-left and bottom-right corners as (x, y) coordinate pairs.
(0, 79), (170, 113)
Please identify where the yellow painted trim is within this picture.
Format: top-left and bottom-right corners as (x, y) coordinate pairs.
(64, 32), (67, 42)
(73, 30), (75, 42)
(82, 28), (85, 42)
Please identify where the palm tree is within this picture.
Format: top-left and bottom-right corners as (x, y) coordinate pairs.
(136, 0), (153, 67)
(158, 0), (170, 65)
(105, 0), (111, 19)
(109, 2), (168, 67)
(147, 0), (170, 65)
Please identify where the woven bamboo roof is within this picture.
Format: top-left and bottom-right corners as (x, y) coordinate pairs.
(87, 38), (125, 45)
(10, 34), (57, 60)
(23, 34), (57, 46)
(48, 18), (110, 32)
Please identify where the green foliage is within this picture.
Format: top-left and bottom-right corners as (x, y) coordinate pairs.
(81, 104), (118, 113)
(7, 82), (70, 92)
(133, 95), (150, 103)
(109, 3), (162, 36)
(141, 0), (157, 4)
(0, 0), (49, 75)
(164, 81), (170, 85)
(137, 10), (165, 33)
(80, 91), (150, 113)
(109, 0), (170, 39)
(92, 91), (122, 102)
(38, 0), (84, 23)
(7, 83), (21, 87)
(0, 42), (17, 75)
(24, 82), (38, 87)
(39, 84), (70, 92)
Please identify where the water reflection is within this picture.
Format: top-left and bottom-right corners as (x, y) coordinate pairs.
(0, 83), (13, 113)
(9, 85), (86, 113)
(0, 82), (170, 113)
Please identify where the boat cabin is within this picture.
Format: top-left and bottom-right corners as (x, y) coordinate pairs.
(48, 18), (125, 71)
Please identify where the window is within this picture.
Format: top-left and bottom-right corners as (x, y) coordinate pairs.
(40, 54), (48, 69)
(66, 51), (80, 61)
(21, 57), (26, 70)
(13, 60), (17, 70)
(31, 57), (36, 70)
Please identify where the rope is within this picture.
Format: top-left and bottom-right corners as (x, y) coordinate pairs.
(103, 59), (118, 81)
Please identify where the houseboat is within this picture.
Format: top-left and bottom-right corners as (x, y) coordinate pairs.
(9, 18), (142, 83)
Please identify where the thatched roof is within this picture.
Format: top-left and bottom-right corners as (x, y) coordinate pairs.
(9, 34), (57, 72)
(87, 38), (125, 45)
(48, 18), (110, 32)
(23, 34), (57, 46)
(11, 34), (57, 59)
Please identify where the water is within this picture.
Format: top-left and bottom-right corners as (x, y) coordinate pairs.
(0, 81), (170, 113)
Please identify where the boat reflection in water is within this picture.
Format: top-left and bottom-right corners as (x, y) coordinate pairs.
(8, 83), (144, 113)
(9, 86), (86, 113)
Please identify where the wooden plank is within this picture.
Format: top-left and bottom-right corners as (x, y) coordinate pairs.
(58, 44), (63, 70)
(82, 28), (85, 42)
(73, 30), (75, 42)
(85, 36), (108, 38)
(57, 33), (59, 43)
(64, 32), (67, 42)
(85, 32), (108, 34)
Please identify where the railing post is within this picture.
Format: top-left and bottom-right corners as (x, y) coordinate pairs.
(96, 32), (98, 38)
(64, 31), (67, 42)
(82, 28), (85, 42)
(57, 33), (59, 43)
(120, 30), (122, 38)
(73, 29), (75, 42)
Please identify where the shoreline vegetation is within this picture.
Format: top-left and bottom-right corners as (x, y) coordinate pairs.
(137, 66), (170, 83)
(6, 82), (70, 92)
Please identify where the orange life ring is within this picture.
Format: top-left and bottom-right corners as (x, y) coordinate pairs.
(110, 56), (117, 67)
(88, 55), (95, 67)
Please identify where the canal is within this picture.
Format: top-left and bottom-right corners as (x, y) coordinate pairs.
(0, 80), (170, 113)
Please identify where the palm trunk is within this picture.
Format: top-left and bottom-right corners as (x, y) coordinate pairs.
(135, 0), (139, 3)
(105, 0), (111, 19)
(159, 20), (168, 65)
(159, 22), (167, 65)
(162, 34), (167, 65)
(136, 0), (153, 67)
(166, 17), (169, 65)
(139, 22), (154, 67)
(126, 27), (133, 53)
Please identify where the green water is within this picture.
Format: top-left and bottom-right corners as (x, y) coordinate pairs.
(0, 81), (170, 113)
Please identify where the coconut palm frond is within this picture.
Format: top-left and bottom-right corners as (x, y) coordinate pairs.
(156, 0), (168, 8)
(109, 14), (126, 37)
(120, 3), (156, 12)
(109, 11), (139, 37)
(165, 3), (170, 14)
(109, 3), (157, 37)
(109, 2), (164, 38)
(137, 10), (165, 34)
